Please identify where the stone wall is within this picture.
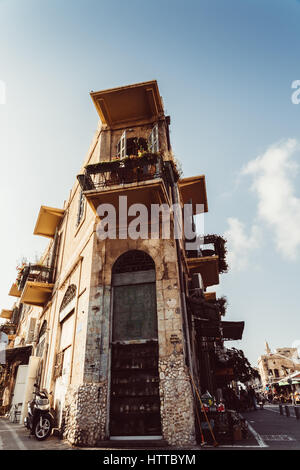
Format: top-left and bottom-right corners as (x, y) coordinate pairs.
(159, 352), (196, 446)
(62, 381), (107, 446)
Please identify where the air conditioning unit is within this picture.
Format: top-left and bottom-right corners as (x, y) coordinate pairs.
(191, 273), (204, 290)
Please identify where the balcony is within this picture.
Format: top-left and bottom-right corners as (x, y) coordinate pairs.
(186, 255), (219, 288)
(9, 283), (22, 298)
(0, 321), (17, 335)
(187, 291), (227, 321)
(33, 205), (64, 238)
(201, 235), (228, 274)
(186, 234), (228, 274)
(0, 309), (13, 320)
(17, 264), (54, 307)
(77, 153), (172, 217)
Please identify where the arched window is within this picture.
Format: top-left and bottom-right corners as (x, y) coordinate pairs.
(59, 284), (77, 313)
(112, 250), (157, 341)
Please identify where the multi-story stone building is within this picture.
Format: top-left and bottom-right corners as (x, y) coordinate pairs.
(0, 81), (244, 446)
(258, 342), (300, 390)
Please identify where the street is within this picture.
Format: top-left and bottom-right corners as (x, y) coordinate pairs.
(209, 404), (300, 450)
(0, 405), (300, 451)
(0, 418), (72, 450)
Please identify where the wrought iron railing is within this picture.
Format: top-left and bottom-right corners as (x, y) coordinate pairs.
(185, 234), (228, 273)
(17, 265), (54, 291)
(77, 153), (171, 192)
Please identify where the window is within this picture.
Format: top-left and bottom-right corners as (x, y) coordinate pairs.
(116, 125), (159, 159)
(36, 320), (47, 357)
(117, 131), (127, 159)
(148, 124), (159, 153)
(76, 190), (85, 227)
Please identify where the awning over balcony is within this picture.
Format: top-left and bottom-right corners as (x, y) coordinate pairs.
(204, 292), (216, 301)
(178, 175), (208, 214)
(20, 281), (54, 307)
(0, 309), (13, 319)
(187, 256), (219, 288)
(33, 205), (64, 238)
(9, 283), (21, 298)
(90, 80), (164, 128)
(5, 345), (32, 365)
(195, 320), (245, 341)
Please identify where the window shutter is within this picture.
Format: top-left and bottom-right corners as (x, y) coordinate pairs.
(76, 190), (85, 226)
(26, 318), (37, 344)
(117, 131), (127, 159)
(53, 351), (64, 379)
(148, 124), (159, 153)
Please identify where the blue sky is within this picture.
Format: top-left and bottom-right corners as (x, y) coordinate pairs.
(1, 0), (300, 365)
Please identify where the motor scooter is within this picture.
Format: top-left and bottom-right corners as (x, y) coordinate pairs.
(24, 383), (54, 440)
(258, 396), (265, 409)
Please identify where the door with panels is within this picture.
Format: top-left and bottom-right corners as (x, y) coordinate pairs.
(110, 250), (161, 439)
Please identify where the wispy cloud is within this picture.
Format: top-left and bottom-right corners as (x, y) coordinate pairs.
(224, 217), (260, 271)
(242, 138), (300, 259)
(224, 138), (300, 270)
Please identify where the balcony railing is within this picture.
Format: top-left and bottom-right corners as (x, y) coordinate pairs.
(186, 234), (228, 274)
(77, 153), (175, 192)
(17, 264), (54, 292)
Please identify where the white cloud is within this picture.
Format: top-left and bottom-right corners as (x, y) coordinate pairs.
(242, 138), (300, 259)
(224, 217), (260, 271)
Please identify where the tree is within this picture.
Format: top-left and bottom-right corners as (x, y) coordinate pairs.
(227, 348), (259, 383)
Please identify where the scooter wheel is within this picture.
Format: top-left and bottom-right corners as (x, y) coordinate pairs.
(34, 416), (52, 441)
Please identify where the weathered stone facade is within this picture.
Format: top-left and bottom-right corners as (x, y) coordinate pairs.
(62, 382), (107, 446)
(4, 81), (219, 447)
(159, 353), (196, 446)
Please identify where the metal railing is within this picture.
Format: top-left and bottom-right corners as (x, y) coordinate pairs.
(77, 153), (167, 192)
(17, 264), (54, 291)
(185, 234), (228, 273)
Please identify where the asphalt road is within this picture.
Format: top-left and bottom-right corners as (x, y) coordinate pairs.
(1, 405), (300, 451)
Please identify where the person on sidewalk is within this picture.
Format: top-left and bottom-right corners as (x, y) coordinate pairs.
(248, 386), (257, 411)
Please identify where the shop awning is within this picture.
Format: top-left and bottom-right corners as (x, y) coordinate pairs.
(221, 321), (244, 340)
(195, 320), (244, 341)
(278, 379), (300, 386)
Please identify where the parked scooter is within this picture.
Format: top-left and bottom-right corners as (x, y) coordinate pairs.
(24, 383), (54, 440)
(258, 395), (265, 410)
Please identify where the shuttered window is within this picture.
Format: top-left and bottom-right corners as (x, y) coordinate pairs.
(117, 131), (127, 159)
(25, 317), (37, 344)
(148, 124), (159, 153)
(76, 190), (85, 227)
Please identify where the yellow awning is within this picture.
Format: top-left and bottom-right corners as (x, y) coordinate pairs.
(0, 309), (13, 319)
(20, 281), (54, 307)
(178, 175), (208, 214)
(90, 80), (164, 128)
(9, 283), (21, 298)
(34, 205), (64, 238)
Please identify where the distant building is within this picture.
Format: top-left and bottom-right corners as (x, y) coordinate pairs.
(258, 342), (300, 390)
